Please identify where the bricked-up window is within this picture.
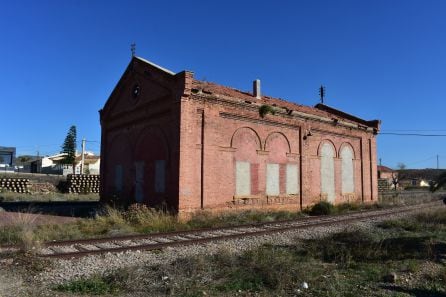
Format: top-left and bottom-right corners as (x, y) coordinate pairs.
(286, 164), (299, 195)
(251, 163), (259, 195)
(320, 143), (335, 203)
(236, 161), (251, 196)
(155, 160), (166, 193)
(115, 165), (123, 193)
(135, 161), (144, 202)
(341, 146), (354, 194)
(266, 163), (280, 196)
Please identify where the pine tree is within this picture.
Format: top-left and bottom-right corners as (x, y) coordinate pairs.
(61, 125), (77, 174)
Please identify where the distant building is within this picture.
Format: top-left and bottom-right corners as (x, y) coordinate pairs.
(398, 169), (446, 188)
(0, 146), (16, 172)
(100, 56), (380, 213)
(30, 152), (100, 175)
(14, 155), (39, 172)
(377, 165), (397, 190)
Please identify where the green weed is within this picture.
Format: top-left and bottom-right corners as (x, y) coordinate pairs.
(54, 272), (127, 295)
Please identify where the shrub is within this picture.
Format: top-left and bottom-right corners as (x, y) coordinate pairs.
(214, 245), (300, 292)
(54, 274), (124, 295)
(258, 105), (276, 118)
(124, 203), (180, 233)
(336, 202), (360, 213)
(308, 201), (334, 216)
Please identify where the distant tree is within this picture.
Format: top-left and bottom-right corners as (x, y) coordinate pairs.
(61, 125), (77, 174)
(430, 171), (446, 193)
(19, 156), (31, 163)
(391, 173), (399, 191)
(397, 162), (407, 170)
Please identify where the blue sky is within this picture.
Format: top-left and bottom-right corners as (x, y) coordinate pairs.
(1, 0), (446, 169)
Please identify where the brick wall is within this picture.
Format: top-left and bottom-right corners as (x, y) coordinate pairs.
(100, 58), (184, 211)
(178, 91), (378, 212)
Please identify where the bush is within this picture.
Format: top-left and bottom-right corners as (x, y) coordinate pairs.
(54, 274), (124, 295)
(123, 203), (180, 233)
(336, 202), (360, 213)
(308, 201), (334, 216)
(258, 105), (276, 118)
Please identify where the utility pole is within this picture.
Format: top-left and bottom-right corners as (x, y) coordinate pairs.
(80, 138), (86, 175)
(437, 154), (439, 169)
(36, 147), (40, 173)
(379, 158), (382, 166)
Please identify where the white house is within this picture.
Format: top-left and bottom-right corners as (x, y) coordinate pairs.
(35, 152), (100, 175)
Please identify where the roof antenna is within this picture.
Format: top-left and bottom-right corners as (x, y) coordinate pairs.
(319, 85), (326, 104)
(131, 43), (136, 57)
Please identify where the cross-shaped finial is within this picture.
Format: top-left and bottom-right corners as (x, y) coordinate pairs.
(131, 43), (136, 57)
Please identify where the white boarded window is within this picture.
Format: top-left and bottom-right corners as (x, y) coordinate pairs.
(320, 143), (335, 203)
(114, 165), (123, 192)
(135, 161), (144, 202)
(155, 160), (166, 193)
(266, 163), (280, 196)
(341, 146), (354, 194)
(236, 161), (250, 196)
(286, 164), (299, 195)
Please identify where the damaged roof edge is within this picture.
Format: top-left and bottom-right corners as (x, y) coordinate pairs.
(314, 103), (381, 130)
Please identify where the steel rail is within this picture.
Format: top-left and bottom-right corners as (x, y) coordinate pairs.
(37, 201), (442, 259)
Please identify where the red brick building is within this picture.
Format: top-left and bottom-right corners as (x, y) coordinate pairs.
(100, 56), (380, 213)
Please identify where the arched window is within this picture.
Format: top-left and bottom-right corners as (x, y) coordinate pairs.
(265, 132), (291, 196)
(320, 142), (335, 202)
(341, 145), (354, 194)
(231, 127), (261, 196)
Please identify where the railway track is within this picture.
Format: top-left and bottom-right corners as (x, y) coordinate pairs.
(33, 200), (442, 259)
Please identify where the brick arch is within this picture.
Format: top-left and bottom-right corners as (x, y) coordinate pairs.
(231, 127), (261, 197)
(230, 127), (262, 164)
(264, 132), (295, 196)
(134, 126), (170, 164)
(264, 132), (291, 153)
(230, 127), (262, 151)
(133, 126), (170, 207)
(104, 132), (133, 202)
(339, 142), (356, 159)
(264, 132), (290, 165)
(317, 139), (337, 157)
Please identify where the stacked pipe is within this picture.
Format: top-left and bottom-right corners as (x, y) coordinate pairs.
(66, 174), (100, 194)
(0, 178), (30, 193)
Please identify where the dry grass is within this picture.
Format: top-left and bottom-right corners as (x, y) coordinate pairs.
(9, 210), (42, 252)
(0, 205), (303, 247)
(0, 191), (99, 202)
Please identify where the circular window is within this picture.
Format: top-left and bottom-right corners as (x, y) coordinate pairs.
(132, 84), (141, 99)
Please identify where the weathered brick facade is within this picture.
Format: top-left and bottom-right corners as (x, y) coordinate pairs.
(100, 57), (380, 213)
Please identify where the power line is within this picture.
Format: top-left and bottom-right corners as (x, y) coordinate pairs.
(405, 155), (437, 166)
(379, 132), (446, 137)
(381, 129), (446, 132)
